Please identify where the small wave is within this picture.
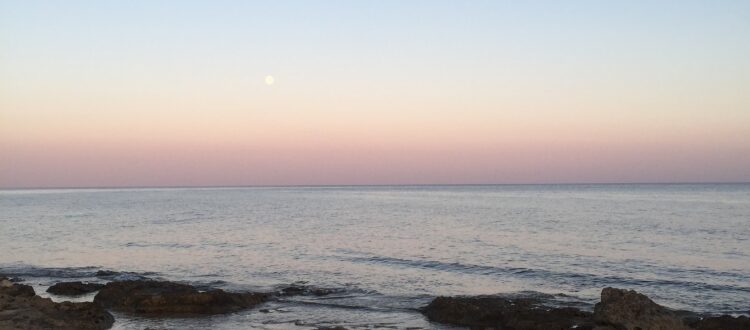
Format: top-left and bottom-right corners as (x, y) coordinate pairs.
(341, 255), (750, 295)
(0, 264), (155, 281)
(0, 265), (100, 278)
(123, 242), (195, 249)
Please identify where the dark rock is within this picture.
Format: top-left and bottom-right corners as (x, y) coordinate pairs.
(95, 270), (118, 277)
(278, 284), (337, 297)
(0, 275), (25, 283)
(679, 312), (703, 328)
(94, 270), (150, 281)
(47, 281), (105, 296)
(593, 287), (689, 330)
(0, 281), (114, 330)
(693, 315), (750, 330)
(279, 285), (305, 296)
(1, 277), (35, 297)
(310, 288), (336, 296)
(93, 280), (268, 316)
(422, 295), (593, 329)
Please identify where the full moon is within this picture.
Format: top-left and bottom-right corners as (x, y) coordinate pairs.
(265, 75), (275, 85)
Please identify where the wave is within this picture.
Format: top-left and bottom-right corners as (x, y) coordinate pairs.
(0, 264), (155, 281)
(340, 255), (750, 295)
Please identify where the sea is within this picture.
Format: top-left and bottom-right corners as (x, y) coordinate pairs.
(1, 184), (748, 329)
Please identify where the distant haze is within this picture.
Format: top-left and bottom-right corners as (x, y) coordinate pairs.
(1, 1), (749, 187)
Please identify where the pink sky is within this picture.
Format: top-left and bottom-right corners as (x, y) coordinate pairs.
(2, 137), (749, 187)
(2, 1), (749, 187)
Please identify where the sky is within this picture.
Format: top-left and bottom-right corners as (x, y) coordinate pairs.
(1, 1), (749, 187)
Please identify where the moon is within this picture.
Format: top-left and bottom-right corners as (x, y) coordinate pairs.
(265, 75), (275, 85)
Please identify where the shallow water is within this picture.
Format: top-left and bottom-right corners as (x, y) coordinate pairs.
(1, 184), (749, 328)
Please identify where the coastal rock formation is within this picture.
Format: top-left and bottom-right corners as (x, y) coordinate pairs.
(422, 288), (750, 330)
(593, 287), (690, 330)
(0, 277), (35, 297)
(421, 295), (593, 329)
(93, 280), (268, 315)
(692, 315), (750, 330)
(0, 278), (114, 330)
(47, 281), (105, 296)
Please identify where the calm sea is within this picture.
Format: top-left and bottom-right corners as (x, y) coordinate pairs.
(1, 184), (749, 329)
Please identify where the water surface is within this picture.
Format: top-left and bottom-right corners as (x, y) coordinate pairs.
(1, 184), (749, 328)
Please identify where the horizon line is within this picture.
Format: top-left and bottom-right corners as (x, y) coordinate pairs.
(2, 181), (749, 191)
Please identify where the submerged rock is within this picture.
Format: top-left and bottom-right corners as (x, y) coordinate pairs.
(47, 281), (105, 296)
(593, 287), (690, 330)
(94, 270), (118, 277)
(94, 270), (150, 281)
(0, 280), (114, 330)
(93, 280), (268, 316)
(421, 295), (593, 329)
(278, 284), (338, 297)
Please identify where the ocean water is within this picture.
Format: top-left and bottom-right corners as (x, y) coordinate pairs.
(1, 184), (749, 329)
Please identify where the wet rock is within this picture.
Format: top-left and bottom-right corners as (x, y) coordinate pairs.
(278, 285), (305, 296)
(0, 275), (24, 283)
(93, 280), (268, 316)
(94, 270), (118, 277)
(278, 284), (337, 297)
(593, 287), (689, 330)
(692, 315), (750, 330)
(95, 270), (149, 281)
(0, 277), (35, 297)
(47, 281), (105, 296)
(0, 281), (114, 330)
(422, 295), (593, 329)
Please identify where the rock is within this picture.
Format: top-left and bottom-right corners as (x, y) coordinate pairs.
(278, 284), (337, 297)
(0, 277), (35, 297)
(95, 270), (148, 281)
(93, 280), (268, 316)
(0, 281), (114, 330)
(693, 315), (750, 330)
(0, 276), (24, 283)
(593, 287), (690, 330)
(95, 270), (118, 277)
(278, 285), (305, 296)
(47, 281), (105, 296)
(422, 295), (593, 329)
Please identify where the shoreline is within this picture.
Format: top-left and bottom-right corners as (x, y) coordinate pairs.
(2, 268), (749, 329)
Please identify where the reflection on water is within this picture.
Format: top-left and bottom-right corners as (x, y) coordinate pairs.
(1, 184), (749, 328)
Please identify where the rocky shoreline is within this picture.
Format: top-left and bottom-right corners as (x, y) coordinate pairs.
(1, 273), (748, 330)
(422, 287), (749, 329)
(0, 277), (113, 330)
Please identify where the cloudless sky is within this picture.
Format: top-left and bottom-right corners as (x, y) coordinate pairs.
(1, 1), (749, 187)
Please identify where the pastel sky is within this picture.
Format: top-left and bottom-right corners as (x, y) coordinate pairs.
(1, 1), (749, 187)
